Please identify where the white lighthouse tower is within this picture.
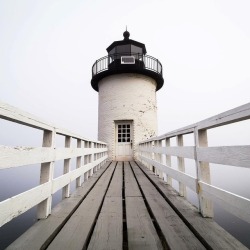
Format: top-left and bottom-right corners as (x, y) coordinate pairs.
(91, 30), (164, 161)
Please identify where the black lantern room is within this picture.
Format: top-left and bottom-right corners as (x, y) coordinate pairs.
(91, 30), (164, 91)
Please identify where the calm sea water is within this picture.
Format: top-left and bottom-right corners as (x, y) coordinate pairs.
(0, 119), (249, 249)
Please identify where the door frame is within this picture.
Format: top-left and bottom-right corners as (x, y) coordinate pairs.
(114, 120), (134, 161)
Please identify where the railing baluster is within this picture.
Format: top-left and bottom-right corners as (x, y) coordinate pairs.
(76, 139), (82, 187)
(165, 138), (172, 186)
(177, 135), (186, 197)
(37, 129), (56, 219)
(62, 136), (71, 198)
(194, 128), (213, 217)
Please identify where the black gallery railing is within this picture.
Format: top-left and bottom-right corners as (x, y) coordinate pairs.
(92, 53), (163, 77)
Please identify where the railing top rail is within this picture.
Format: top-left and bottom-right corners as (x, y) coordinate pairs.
(140, 102), (250, 143)
(0, 101), (106, 144)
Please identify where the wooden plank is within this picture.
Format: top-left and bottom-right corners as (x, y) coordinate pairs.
(55, 127), (107, 146)
(158, 126), (195, 140)
(88, 197), (123, 249)
(0, 182), (51, 227)
(130, 162), (205, 250)
(106, 162), (122, 197)
(141, 156), (197, 192)
(0, 146), (54, 169)
(6, 163), (111, 250)
(56, 148), (106, 161)
(52, 156), (108, 194)
(126, 197), (163, 250)
(124, 162), (141, 197)
(0, 101), (53, 131)
(88, 162), (123, 249)
(136, 161), (248, 250)
(63, 136), (71, 198)
(197, 102), (250, 130)
(47, 162), (116, 250)
(165, 138), (172, 185)
(0, 146), (108, 169)
(177, 135), (186, 197)
(200, 181), (250, 223)
(197, 146), (250, 169)
(141, 146), (195, 159)
(0, 102), (108, 146)
(140, 102), (250, 145)
(88, 162), (124, 249)
(194, 128), (213, 217)
(141, 125), (195, 143)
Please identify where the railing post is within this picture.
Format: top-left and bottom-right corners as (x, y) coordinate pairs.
(177, 135), (186, 197)
(140, 143), (143, 163)
(194, 128), (213, 217)
(62, 136), (71, 198)
(89, 142), (94, 176)
(37, 129), (55, 219)
(151, 140), (155, 173)
(76, 139), (82, 187)
(146, 142), (150, 169)
(83, 141), (89, 182)
(91, 142), (95, 173)
(158, 140), (164, 179)
(165, 138), (172, 185)
(155, 140), (163, 178)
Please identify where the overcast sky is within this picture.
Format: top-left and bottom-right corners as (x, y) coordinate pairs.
(1, 0), (250, 140)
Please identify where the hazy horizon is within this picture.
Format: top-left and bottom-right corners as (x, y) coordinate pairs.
(1, 0), (250, 141)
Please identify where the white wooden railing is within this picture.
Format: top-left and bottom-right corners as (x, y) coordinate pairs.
(138, 103), (250, 223)
(0, 101), (108, 227)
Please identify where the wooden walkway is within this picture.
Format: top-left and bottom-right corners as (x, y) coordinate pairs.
(8, 162), (247, 250)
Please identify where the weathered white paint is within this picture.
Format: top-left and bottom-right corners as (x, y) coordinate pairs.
(138, 102), (250, 222)
(76, 139), (82, 187)
(194, 128), (213, 217)
(0, 182), (51, 227)
(200, 182), (250, 223)
(37, 130), (55, 219)
(0, 101), (108, 227)
(141, 146), (195, 159)
(0, 147), (107, 169)
(197, 146), (250, 168)
(197, 102), (250, 130)
(177, 135), (186, 197)
(98, 73), (158, 160)
(165, 138), (172, 185)
(141, 156), (197, 192)
(63, 136), (71, 198)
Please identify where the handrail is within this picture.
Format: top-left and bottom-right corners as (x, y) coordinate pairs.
(0, 101), (108, 227)
(92, 53), (163, 77)
(137, 102), (250, 223)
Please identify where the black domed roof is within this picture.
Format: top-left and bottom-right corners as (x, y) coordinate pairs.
(106, 31), (147, 55)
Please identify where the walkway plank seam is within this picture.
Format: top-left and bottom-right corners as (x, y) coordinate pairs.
(130, 161), (206, 250)
(6, 161), (248, 250)
(47, 162), (116, 250)
(6, 162), (112, 250)
(135, 161), (248, 250)
(88, 162), (123, 250)
(124, 162), (163, 250)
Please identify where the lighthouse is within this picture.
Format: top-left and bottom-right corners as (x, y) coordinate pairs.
(91, 30), (164, 161)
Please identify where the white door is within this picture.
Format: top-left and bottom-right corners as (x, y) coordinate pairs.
(115, 122), (133, 161)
